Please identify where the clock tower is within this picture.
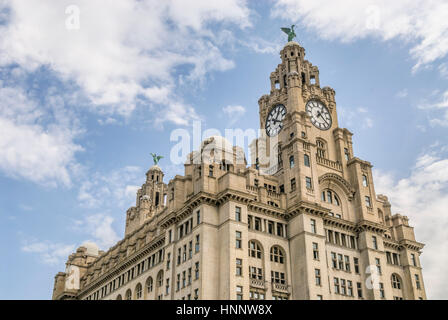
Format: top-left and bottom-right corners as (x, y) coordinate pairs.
(255, 40), (370, 221)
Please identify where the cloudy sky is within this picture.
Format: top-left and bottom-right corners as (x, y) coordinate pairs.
(0, 0), (447, 299)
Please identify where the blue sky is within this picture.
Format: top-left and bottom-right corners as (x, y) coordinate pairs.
(1, 0), (448, 299)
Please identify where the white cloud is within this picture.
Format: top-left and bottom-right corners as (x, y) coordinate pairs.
(396, 89), (409, 98)
(374, 149), (448, 299)
(439, 63), (448, 79)
(74, 213), (120, 250)
(222, 105), (246, 125)
(418, 90), (448, 127)
(21, 240), (75, 265)
(0, 85), (82, 187)
(339, 106), (374, 129)
(78, 166), (142, 209)
(0, 0), (251, 123)
(272, 0), (448, 71)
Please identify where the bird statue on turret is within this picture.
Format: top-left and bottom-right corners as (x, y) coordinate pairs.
(281, 25), (297, 42)
(150, 153), (163, 166)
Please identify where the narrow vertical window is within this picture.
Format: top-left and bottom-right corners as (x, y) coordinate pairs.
(291, 178), (296, 191)
(315, 269), (321, 286)
(235, 206), (241, 222)
(289, 155), (295, 168)
(235, 231), (242, 249)
(304, 154), (310, 167)
(362, 175), (368, 187)
(310, 219), (317, 234)
(365, 196), (371, 207)
(372, 236), (378, 250)
(306, 176), (312, 189)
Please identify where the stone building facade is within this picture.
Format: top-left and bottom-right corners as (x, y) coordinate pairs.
(52, 41), (426, 301)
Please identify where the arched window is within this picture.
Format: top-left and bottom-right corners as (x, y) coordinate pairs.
(135, 283), (142, 299)
(116, 294), (122, 300)
(146, 277), (153, 293)
(157, 271), (164, 287)
(391, 274), (402, 290)
(270, 246), (285, 264)
(321, 189), (340, 206)
(125, 289), (132, 300)
(248, 241), (262, 259)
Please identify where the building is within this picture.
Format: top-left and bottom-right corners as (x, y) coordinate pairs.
(52, 40), (426, 301)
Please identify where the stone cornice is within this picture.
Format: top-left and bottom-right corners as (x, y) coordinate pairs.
(355, 220), (388, 234)
(78, 233), (165, 298)
(286, 200), (330, 220)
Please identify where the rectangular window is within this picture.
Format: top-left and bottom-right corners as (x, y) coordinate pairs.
(338, 254), (344, 270)
(166, 278), (170, 295)
(344, 148), (350, 161)
(236, 286), (243, 300)
(235, 231), (242, 249)
(196, 210), (201, 225)
(411, 253), (417, 267)
(310, 219), (317, 234)
(304, 154), (310, 167)
(188, 268), (192, 285)
(344, 255), (351, 272)
(188, 241), (193, 259)
(195, 262), (200, 280)
(208, 165), (213, 177)
(341, 279), (346, 295)
(235, 206), (241, 222)
(195, 234), (200, 253)
(277, 223), (284, 237)
(236, 259), (242, 276)
(379, 283), (385, 298)
(315, 269), (321, 286)
(291, 178), (296, 192)
(334, 278), (340, 294)
(347, 280), (353, 297)
(354, 257), (360, 274)
(254, 217), (261, 231)
(166, 253), (171, 270)
(386, 251), (392, 264)
(312, 243), (319, 260)
(331, 252), (337, 269)
(194, 289), (199, 300)
(362, 175), (368, 187)
(350, 236), (356, 249)
(268, 221), (274, 234)
(372, 236), (378, 250)
(306, 176), (312, 189)
(375, 258), (382, 275)
(415, 274), (421, 289)
(357, 282), (363, 298)
(365, 196), (371, 207)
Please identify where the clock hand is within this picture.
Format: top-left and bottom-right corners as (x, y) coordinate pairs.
(317, 111), (329, 126)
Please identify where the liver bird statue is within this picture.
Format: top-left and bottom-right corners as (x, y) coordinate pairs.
(281, 25), (296, 42)
(150, 153), (163, 165)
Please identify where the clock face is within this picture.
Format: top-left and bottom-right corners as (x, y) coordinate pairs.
(265, 104), (287, 137)
(306, 100), (332, 130)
